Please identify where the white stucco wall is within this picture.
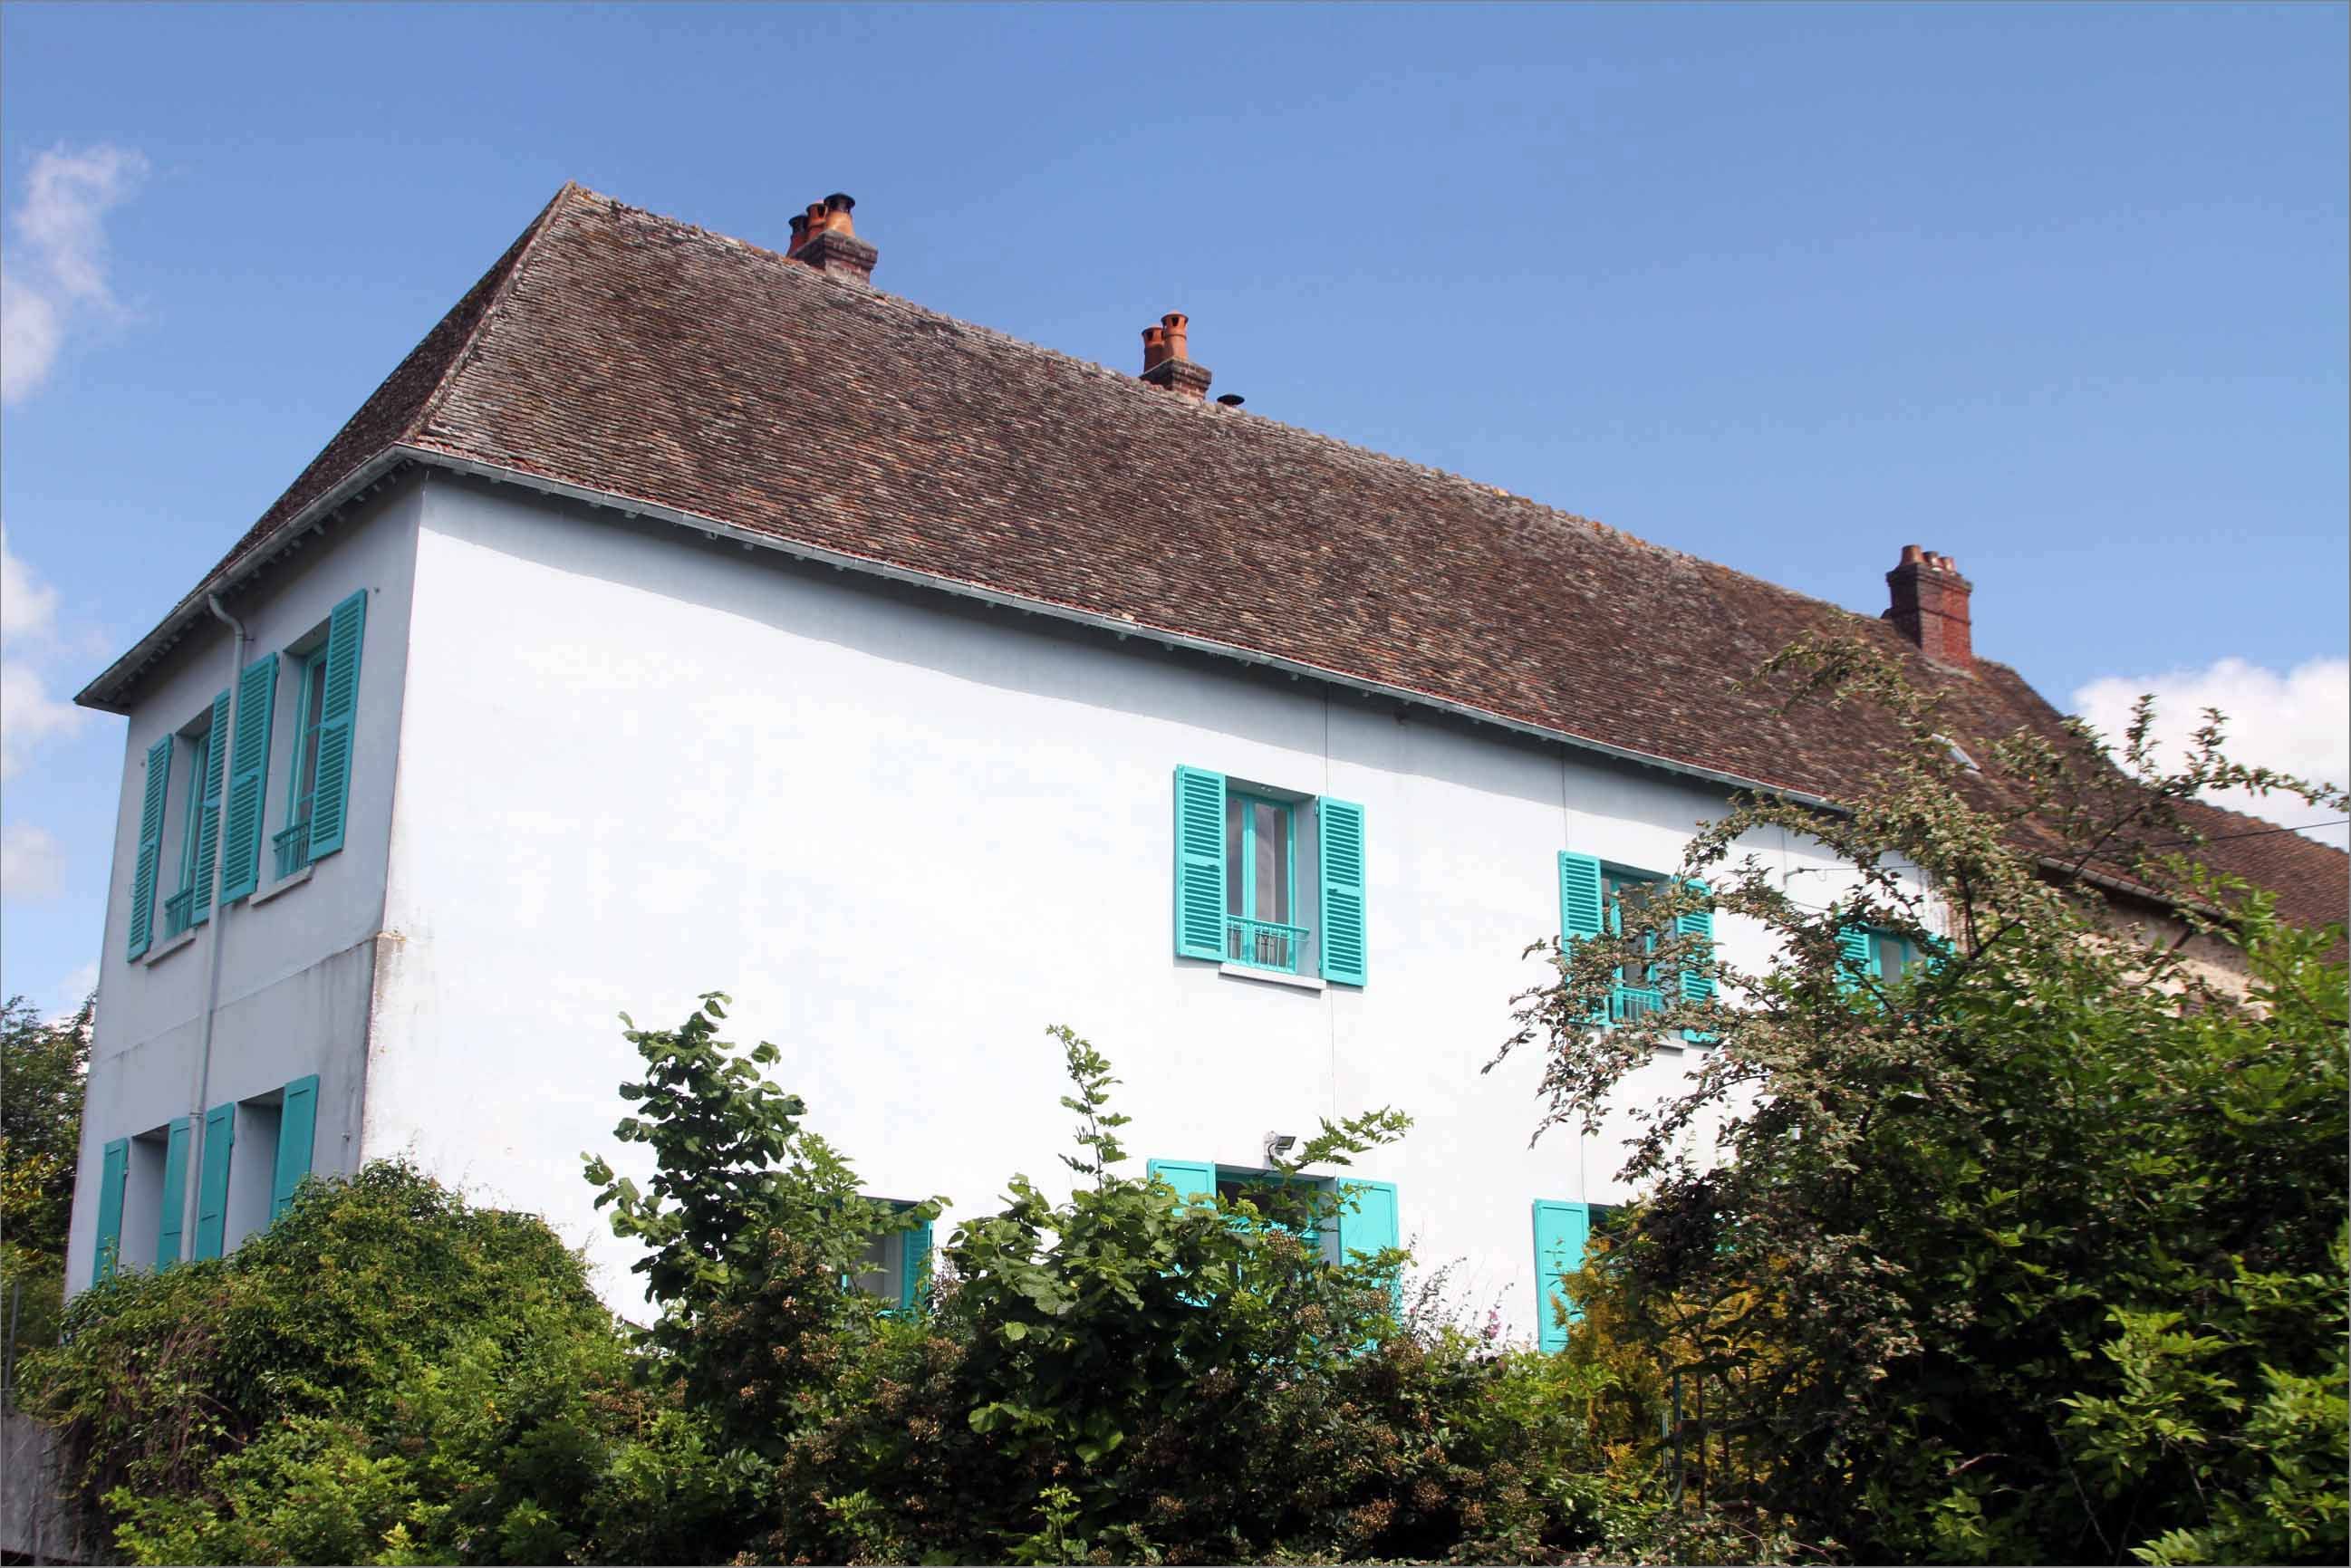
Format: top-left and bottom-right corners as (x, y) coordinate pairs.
(368, 475), (1883, 1337)
(66, 486), (421, 1288)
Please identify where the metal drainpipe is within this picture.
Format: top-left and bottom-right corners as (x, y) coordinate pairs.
(183, 593), (247, 1256)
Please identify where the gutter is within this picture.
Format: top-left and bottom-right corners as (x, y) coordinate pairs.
(75, 448), (411, 714)
(76, 444), (1847, 813)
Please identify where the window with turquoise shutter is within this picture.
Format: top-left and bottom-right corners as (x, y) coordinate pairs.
(1176, 768), (1366, 985)
(276, 644), (331, 880)
(162, 701), (227, 942)
(1559, 854), (1704, 1030)
(848, 1198), (934, 1314)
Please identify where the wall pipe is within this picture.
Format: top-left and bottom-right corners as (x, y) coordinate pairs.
(182, 593), (247, 1258)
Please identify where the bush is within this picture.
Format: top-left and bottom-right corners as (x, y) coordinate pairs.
(1502, 639), (2349, 1564)
(23, 1160), (725, 1564)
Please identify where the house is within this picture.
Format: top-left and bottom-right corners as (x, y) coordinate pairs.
(65, 187), (2348, 1342)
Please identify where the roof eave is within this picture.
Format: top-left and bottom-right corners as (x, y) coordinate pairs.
(72, 448), (415, 715)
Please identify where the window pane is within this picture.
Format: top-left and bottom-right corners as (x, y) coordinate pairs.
(853, 1232), (898, 1300)
(295, 658), (329, 822)
(1872, 933), (1913, 978)
(1225, 796), (1244, 918)
(1255, 802), (1287, 923)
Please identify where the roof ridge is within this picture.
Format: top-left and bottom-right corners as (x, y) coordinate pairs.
(568, 185), (1912, 631)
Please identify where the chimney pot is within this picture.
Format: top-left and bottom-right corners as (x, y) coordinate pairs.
(1884, 545), (1975, 671)
(1139, 311), (1211, 400)
(792, 191), (878, 285)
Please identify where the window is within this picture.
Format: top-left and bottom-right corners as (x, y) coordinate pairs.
(1840, 924), (1935, 988)
(1601, 870), (1667, 1020)
(161, 697), (227, 940)
(1872, 930), (1922, 979)
(276, 645), (331, 879)
(847, 1200), (933, 1313)
(89, 1075), (318, 1282)
(1173, 766), (1367, 985)
(1148, 1158), (1399, 1278)
(1559, 852), (1715, 1041)
(1226, 791), (1299, 972)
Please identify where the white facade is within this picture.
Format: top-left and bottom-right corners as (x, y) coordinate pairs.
(74, 467), (1897, 1337)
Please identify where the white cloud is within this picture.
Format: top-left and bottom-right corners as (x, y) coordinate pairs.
(1, 822), (66, 899)
(1, 142), (147, 404)
(0, 526), (87, 781)
(48, 958), (98, 1018)
(2072, 656), (2351, 848)
(2, 521), (60, 638)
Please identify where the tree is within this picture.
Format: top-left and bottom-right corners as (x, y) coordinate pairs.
(1498, 636), (2349, 1564)
(3, 991), (93, 1366)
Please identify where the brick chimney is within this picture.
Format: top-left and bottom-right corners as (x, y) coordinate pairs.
(1883, 544), (1974, 670)
(1140, 312), (1212, 400)
(788, 193), (876, 286)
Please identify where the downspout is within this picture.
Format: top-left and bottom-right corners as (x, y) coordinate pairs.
(183, 593), (246, 1256)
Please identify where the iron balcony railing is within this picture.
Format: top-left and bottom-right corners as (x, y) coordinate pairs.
(1609, 984), (1667, 1022)
(162, 888), (198, 941)
(1227, 916), (1310, 976)
(273, 822), (313, 882)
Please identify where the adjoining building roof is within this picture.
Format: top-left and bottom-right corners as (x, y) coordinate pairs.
(76, 184), (2347, 931)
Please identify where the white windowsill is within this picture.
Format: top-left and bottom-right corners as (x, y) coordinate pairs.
(142, 928), (198, 967)
(249, 865), (314, 906)
(1219, 962), (1327, 993)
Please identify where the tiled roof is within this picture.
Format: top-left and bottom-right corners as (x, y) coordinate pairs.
(92, 184), (2349, 931)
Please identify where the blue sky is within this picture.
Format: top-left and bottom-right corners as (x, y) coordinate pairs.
(4, 2), (2345, 1011)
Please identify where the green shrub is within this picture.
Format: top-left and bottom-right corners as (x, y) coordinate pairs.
(1505, 639), (2350, 1564)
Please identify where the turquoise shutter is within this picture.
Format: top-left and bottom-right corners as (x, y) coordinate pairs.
(306, 589), (368, 860)
(194, 1102), (236, 1259)
(157, 1117), (193, 1267)
(1558, 852), (1605, 947)
(1558, 851), (1608, 1022)
(190, 689), (232, 923)
(127, 735), (174, 959)
(1836, 923), (1874, 988)
(1336, 1178), (1402, 1311)
(1146, 1158), (1217, 1207)
(217, 651), (279, 902)
(1172, 766), (1227, 960)
(1317, 797), (1368, 986)
(1678, 879), (1717, 1044)
(1675, 881), (1716, 1004)
(897, 1217), (934, 1313)
(1532, 1199), (1591, 1352)
(272, 1075), (319, 1219)
(92, 1138), (130, 1285)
